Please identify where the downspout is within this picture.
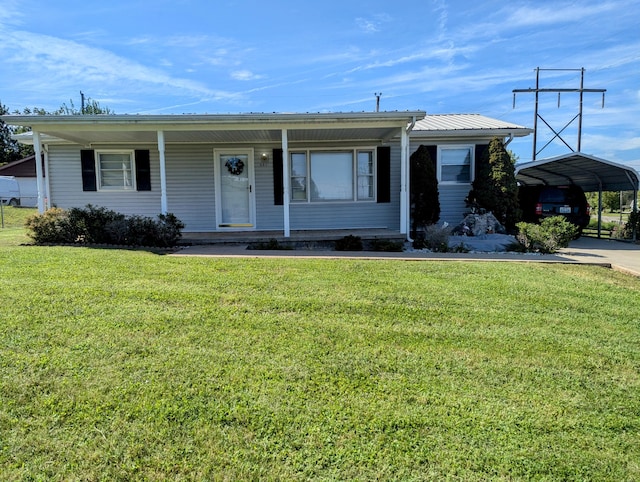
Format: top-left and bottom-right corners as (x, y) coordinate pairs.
(157, 130), (168, 214)
(503, 133), (514, 147)
(32, 130), (45, 213)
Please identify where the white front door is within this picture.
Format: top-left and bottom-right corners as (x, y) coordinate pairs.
(214, 149), (255, 229)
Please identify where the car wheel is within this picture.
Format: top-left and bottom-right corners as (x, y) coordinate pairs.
(8, 198), (19, 207)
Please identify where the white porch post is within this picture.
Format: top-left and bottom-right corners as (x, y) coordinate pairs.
(157, 130), (168, 214)
(400, 126), (409, 235)
(33, 130), (45, 213)
(43, 146), (51, 210)
(282, 129), (290, 237)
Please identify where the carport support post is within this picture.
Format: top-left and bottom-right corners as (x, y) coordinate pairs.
(157, 130), (168, 214)
(597, 184), (603, 238)
(33, 130), (45, 213)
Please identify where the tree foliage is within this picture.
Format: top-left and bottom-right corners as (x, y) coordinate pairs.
(0, 101), (22, 166)
(466, 137), (521, 230)
(1, 97), (114, 163)
(410, 145), (440, 234)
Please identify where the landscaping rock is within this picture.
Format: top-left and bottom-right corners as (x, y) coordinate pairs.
(448, 234), (517, 252)
(451, 212), (506, 236)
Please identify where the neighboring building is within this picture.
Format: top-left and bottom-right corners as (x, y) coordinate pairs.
(0, 154), (42, 207)
(2, 112), (531, 237)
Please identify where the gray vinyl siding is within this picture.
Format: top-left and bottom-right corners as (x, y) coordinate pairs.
(46, 140), (402, 232)
(48, 145), (161, 215)
(409, 140), (475, 226)
(164, 145), (215, 231)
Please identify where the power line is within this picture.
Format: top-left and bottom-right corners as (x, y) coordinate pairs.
(513, 68), (606, 160)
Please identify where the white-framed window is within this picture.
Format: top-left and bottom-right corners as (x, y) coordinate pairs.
(289, 149), (376, 202)
(357, 150), (375, 200)
(438, 146), (473, 184)
(96, 150), (135, 190)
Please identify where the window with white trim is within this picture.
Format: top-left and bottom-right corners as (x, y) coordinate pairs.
(438, 146), (473, 184)
(96, 150), (135, 190)
(290, 149), (376, 202)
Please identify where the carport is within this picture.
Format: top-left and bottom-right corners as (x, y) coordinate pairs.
(516, 153), (639, 239)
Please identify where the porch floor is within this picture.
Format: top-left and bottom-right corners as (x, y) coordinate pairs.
(180, 228), (406, 246)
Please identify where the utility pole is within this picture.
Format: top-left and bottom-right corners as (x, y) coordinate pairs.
(513, 68), (605, 160)
(374, 92), (382, 112)
(80, 91), (85, 114)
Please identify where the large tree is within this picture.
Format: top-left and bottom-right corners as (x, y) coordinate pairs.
(410, 145), (440, 235)
(0, 101), (22, 166)
(466, 137), (521, 230)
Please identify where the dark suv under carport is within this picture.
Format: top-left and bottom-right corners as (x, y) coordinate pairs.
(519, 185), (591, 229)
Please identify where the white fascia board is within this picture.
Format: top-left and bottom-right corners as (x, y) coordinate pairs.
(2, 111), (426, 132)
(410, 128), (533, 139)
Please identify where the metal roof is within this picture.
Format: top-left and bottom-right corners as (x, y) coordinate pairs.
(516, 153), (640, 192)
(412, 114), (532, 137)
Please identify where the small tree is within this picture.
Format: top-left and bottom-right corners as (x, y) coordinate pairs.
(466, 137), (521, 230)
(410, 145), (440, 236)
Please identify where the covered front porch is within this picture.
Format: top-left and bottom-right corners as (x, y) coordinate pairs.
(6, 111), (426, 239)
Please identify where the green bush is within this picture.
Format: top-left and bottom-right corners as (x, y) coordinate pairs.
(413, 224), (450, 252)
(621, 211), (639, 240)
(516, 216), (578, 253)
(369, 239), (404, 252)
(25, 207), (76, 244)
(25, 205), (184, 247)
(335, 235), (363, 251)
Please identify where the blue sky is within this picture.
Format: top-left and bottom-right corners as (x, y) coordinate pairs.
(1, 0), (639, 173)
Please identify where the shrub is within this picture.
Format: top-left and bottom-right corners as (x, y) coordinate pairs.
(410, 145), (440, 236)
(335, 235), (363, 251)
(25, 205), (184, 247)
(25, 207), (75, 244)
(621, 211), (639, 240)
(516, 216), (578, 253)
(414, 223), (450, 252)
(369, 239), (404, 252)
(466, 138), (521, 230)
(248, 238), (293, 250)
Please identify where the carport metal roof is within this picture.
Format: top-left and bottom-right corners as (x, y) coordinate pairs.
(515, 152), (639, 193)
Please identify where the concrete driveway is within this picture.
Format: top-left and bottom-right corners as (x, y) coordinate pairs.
(556, 236), (640, 277)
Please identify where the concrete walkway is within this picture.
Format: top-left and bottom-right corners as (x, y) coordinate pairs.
(172, 236), (640, 278)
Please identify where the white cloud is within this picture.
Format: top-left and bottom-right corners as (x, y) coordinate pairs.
(504, 2), (618, 27)
(0, 28), (238, 102)
(231, 70), (263, 81)
(355, 13), (391, 33)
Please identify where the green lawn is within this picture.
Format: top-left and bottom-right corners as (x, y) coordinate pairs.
(1, 229), (639, 479)
(0, 206), (36, 245)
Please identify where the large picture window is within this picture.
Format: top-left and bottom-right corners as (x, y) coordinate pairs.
(290, 149), (376, 202)
(438, 146), (473, 184)
(96, 150), (135, 190)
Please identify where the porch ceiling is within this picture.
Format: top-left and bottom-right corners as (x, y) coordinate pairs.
(36, 126), (402, 145)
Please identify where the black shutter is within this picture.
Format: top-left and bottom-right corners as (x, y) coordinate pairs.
(273, 148), (284, 205)
(376, 146), (391, 203)
(80, 149), (96, 191)
(135, 150), (151, 191)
